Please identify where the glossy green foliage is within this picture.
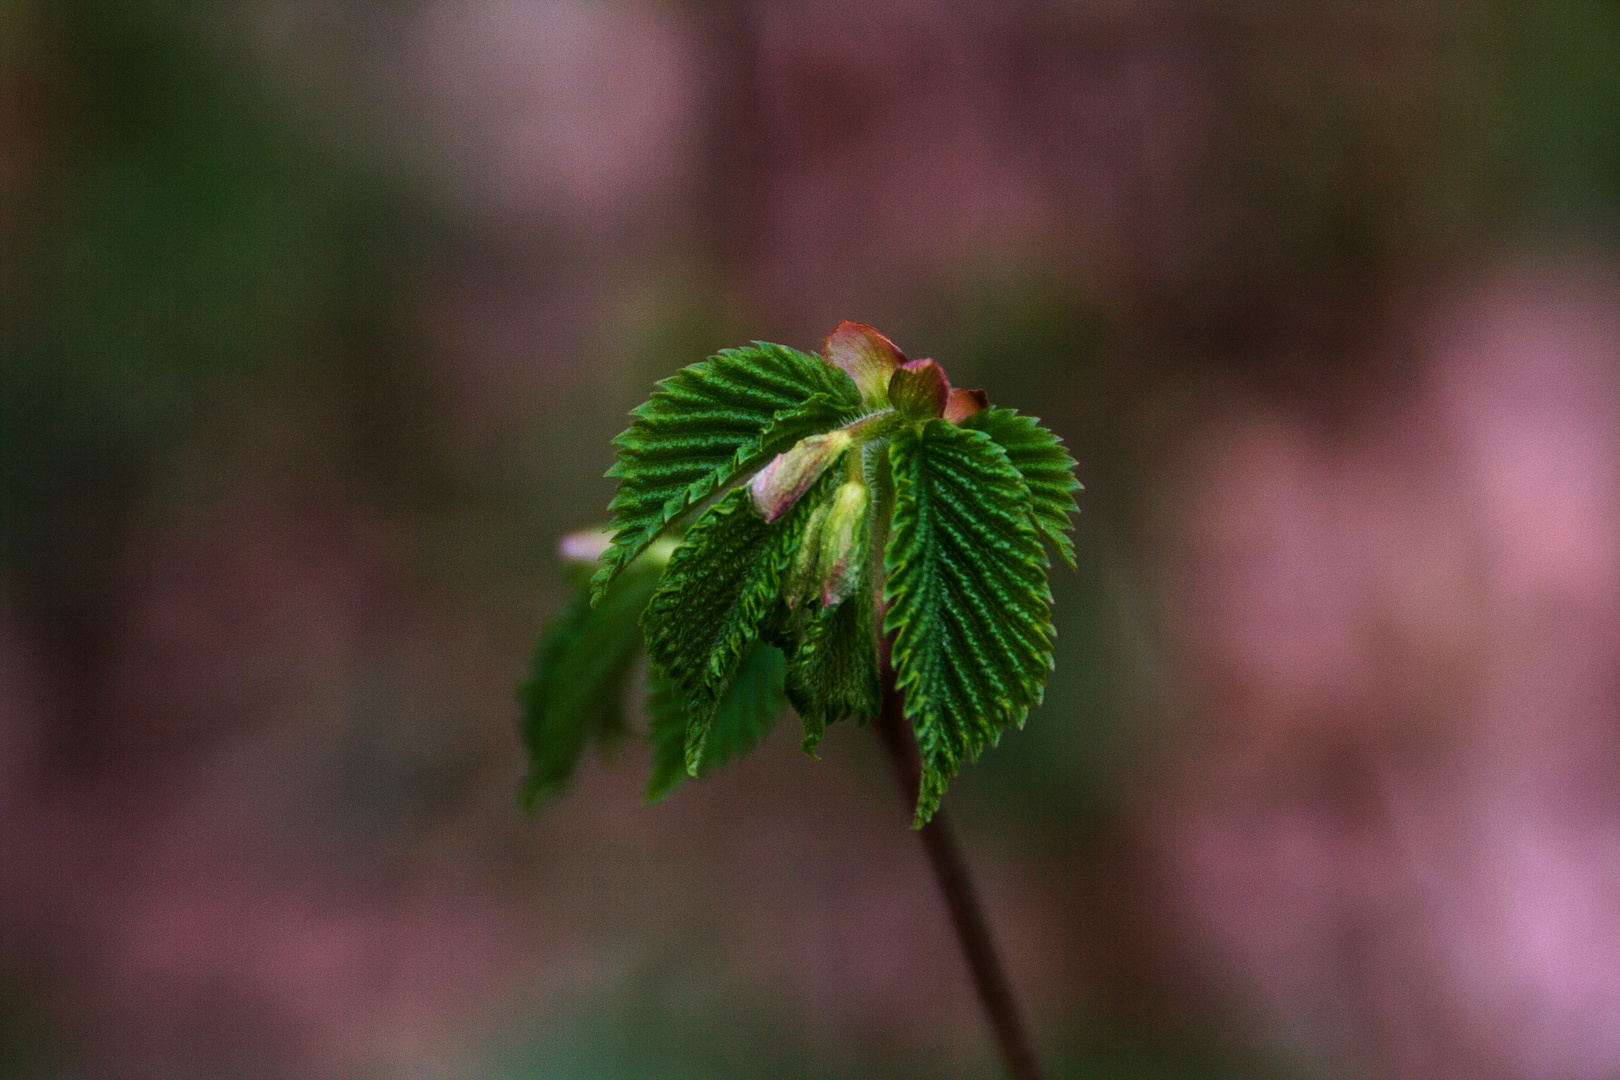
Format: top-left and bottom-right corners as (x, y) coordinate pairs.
(520, 325), (1079, 827)
(884, 421), (1056, 826)
(962, 407), (1084, 570)
(645, 645), (789, 802)
(593, 344), (862, 603)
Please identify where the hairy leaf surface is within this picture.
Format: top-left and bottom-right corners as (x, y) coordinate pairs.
(518, 566), (660, 809)
(961, 407), (1082, 570)
(642, 479), (830, 772)
(884, 420), (1055, 826)
(593, 344), (861, 602)
(645, 645), (788, 801)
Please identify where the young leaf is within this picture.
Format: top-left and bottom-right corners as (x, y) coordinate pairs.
(785, 585), (882, 756)
(645, 645), (789, 802)
(518, 564), (661, 809)
(641, 478), (830, 773)
(961, 407), (1082, 570)
(593, 343), (862, 602)
(884, 420), (1055, 826)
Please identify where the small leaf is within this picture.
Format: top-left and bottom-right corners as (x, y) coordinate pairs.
(518, 564), (661, 809)
(645, 645), (789, 802)
(884, 420), (1055, 826)
(785, 584), (882, 755)
(960, 407), (1082, 570)
(887, 358), (950, 421)
(593, 343), (861, 602)
(819, 320), (905, 406)
(641, 478), (831, 773)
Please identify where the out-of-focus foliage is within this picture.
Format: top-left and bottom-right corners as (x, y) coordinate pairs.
(646, 643), (788, 802)
(517, 560), (659, 808)
(3, 0), (441, 673)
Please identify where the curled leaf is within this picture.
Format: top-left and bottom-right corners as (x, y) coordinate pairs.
(642, 478), (833, 774)
(787, 498), (833, 608)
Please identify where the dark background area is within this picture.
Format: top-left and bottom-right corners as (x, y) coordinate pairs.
(3, 2), (1619, 1077)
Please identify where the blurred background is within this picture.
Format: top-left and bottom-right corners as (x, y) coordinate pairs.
(3, 1), (1619, 1077)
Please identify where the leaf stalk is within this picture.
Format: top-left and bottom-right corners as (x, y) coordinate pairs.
(871, 658), (1046, 1080)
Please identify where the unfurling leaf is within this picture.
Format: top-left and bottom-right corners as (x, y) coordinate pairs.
(645, 644), (788, 802)
(884, 420), (1055, 827)
(592, 343), (861, 603)
(961, 407), (1083, 570)
(813, 479), (872, 607)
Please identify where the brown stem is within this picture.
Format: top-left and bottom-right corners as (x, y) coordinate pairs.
(871, 671), (1046, 1080)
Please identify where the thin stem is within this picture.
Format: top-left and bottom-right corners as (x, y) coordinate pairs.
(871, 670), (1046, 1080)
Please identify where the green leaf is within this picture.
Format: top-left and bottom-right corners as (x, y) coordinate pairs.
(645, 645), (789, 802)
(641, 477), (831, 773)
(961, 407), (1082, 570)
(785, 587), (882, 756)
(884, 420), (1055, 826)
(593, 343), (862, 602)
(643, 666), (688, 801)
(518, 564), (661, 809)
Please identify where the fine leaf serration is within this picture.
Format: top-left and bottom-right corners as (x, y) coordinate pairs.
(883, 420), (1056, 826)
(962, 407), (1083, 570)
(522, 322), (1079, 830)
(592, 343), (862, 603)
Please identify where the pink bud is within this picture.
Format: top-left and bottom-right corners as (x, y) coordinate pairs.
(943, 387), (988, 423)
(887, 359), (950, 421)
(820, 321), (905, 407)
(748, 430), (853, 523)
